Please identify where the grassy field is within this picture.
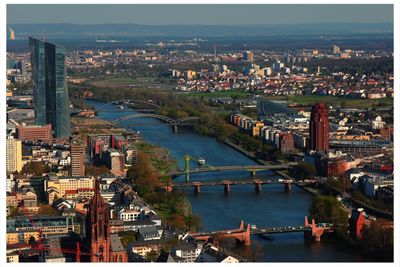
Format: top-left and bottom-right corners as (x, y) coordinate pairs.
(90, 75), (173, 90)
(264, 94), (393, 108)
(288, 95), (393, 108)
(180, 90), (251, 99)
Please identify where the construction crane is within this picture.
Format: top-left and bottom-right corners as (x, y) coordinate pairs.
(18, 206), (99, 262)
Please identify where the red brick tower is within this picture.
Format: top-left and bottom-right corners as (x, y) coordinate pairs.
(85, 178), (111, 262)
(309, 102), (329, 152)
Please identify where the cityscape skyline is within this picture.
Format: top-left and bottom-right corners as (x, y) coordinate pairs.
(4, 2), (396, 264)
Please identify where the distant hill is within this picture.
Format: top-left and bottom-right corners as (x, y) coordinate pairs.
(7, 22), (393, 38)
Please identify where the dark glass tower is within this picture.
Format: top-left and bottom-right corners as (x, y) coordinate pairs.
(29, 37), (71, 138)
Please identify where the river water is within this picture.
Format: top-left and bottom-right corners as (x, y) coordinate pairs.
(86, 99), (371, 262)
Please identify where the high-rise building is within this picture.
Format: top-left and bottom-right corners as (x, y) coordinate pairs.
(332, 44), (341, 54)
(103, 149), (125, 177)
(279, 133), (294, 153)
(309, 102), (329, 152)
(70, 141), (86, 177)
(9, 28), (15, 40)
(6, 137), (23, 173)
(243, 51), (254, 62)
(29, 37), (71, 138)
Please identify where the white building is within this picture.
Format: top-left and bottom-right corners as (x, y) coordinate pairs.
(118, 208), (142, 222)
(371, 116), (386, 130)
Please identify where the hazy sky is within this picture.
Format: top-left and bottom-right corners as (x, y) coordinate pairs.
(7, 4), (393, 25)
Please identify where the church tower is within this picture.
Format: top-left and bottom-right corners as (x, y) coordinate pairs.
(85, 178), (111, 262)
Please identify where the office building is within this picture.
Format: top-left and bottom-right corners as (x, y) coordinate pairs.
(103, 149), (125, 177)
(6, 137), (23, 173)
(243, 51), (254, 62)
(16, 124), (52, 141)
(279, 133), (294, 153)
(44, 176), (95, 205)
(70, 141), (86, 177)
(332, 44), (341, 54)
(29, 37), (71, 138)
(309, 102), (329, 152)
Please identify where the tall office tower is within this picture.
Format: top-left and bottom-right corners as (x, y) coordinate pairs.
(309, 102), (329, 152)
(243, 51), (254, 62)
(70, 141), (86, 177)
(332, 44), (341, 54)
(29, 37), (71, 138)
(6, 137), (22, 173)
(9, 28), (15, 40)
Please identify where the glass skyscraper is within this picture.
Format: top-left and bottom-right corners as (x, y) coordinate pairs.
(29, 37), (71, 138)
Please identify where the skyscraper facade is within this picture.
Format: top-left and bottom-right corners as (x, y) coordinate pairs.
(309, 102), (329, 152)
(6, 137), (22, 173)
(29, 37), (71, 138)
(70, 141), (86, 177)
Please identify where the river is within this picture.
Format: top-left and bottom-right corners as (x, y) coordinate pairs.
(85, 99), (371, 262)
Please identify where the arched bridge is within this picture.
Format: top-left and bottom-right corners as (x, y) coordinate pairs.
(189, 217), (334, 247)
(114, 113), (200, 132)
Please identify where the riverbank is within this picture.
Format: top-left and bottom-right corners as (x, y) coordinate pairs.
(86, 98), (378, 262)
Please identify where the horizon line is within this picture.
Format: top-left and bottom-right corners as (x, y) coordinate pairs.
(7, 21), (393, 26)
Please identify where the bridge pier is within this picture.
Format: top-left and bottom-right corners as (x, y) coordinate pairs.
(223, 180), (231, 193)
(284, 182), (292, 192)
(193, 183), (201, 193)
(250, 169), (256, 177)
(304, 216), (331, 242)
(255, 183), (262, 192)
(173, 124), (178, 133)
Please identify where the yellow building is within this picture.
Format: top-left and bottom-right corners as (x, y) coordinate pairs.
(186, 70), (196, 80)
(131, 243), (161, 257)
(45, 176), (95, 204)
(7, 252), (19, 263)
(6, 90), (13, 97)
(251, 121), (264, 138)
(7, 230), (40, 245)
(6, 138), (22, 173)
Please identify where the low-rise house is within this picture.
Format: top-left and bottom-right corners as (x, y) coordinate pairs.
(138, 226), (161, 241)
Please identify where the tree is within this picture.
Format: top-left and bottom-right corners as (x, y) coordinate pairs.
(327, 175), (352, 193)
(184, 214), (202, 231)
(145, 250), (159, 262)
(310, 195), (348, 237)
(22, 162), (51, 176)
(37, 205), (58, 216)
(28, 236), (37, 246)
(85, 164), (110, 176)
(7, 206), (22, 218)
(167, 214), (186, 230)
(127, 152), (161, 196)
(289, 162), (317, 179)
(360, 219), (393, 261)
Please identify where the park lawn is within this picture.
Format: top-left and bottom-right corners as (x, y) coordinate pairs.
(90, 75), (170, 89)
(288, 95), (393, 108)
(182, 90), (251, 99)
